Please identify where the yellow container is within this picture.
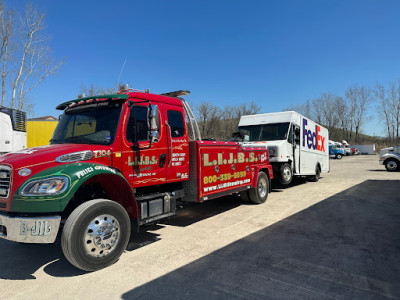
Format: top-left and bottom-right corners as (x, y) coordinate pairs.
(27, 120), (58, 148)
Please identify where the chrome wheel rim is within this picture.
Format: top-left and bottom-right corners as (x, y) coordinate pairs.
(387, 161), (397, 171)
(258, 178), (267, 198)
(283, 167), (292, 181)
(84, 214), (120, 258)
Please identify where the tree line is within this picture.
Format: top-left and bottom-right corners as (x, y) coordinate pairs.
(284, 81), (400, 145)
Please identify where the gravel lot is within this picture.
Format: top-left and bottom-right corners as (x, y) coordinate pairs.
(1, 155), (399, 299)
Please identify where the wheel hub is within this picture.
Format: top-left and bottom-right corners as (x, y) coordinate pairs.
(85, 214), (120, 257)
(258, 178), (267, 198)
(283, 167), (291, 181)
(387, 161), (397, 170)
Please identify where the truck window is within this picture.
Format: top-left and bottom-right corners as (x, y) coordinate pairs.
(51, 101), (122, 145)
(65, 115), (97, 137)
(260, 123), (290, 141)
(126, 105), (160, 143)
(127, 106), (148, 142)
(238, 125), (262, 141)
(288, 125), (293, 144)
(167, 110), (185, 138)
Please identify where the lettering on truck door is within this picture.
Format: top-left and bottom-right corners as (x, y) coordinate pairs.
(164, 106), (189, 183)
(121, 104), (168, 187)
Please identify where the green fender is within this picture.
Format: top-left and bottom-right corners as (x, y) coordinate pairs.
(10, 163), (132, 213)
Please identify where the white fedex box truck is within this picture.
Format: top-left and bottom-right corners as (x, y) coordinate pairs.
(238, 111), (329, 185)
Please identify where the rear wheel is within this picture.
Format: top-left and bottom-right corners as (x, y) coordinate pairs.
(248, 172), (269, 204)
(385, 159), (399, 172)
(308, 165), (321, 182)
(61, 199), (131, 271)
(279, 163), (293, 185)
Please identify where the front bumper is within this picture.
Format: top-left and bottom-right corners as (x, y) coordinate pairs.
(0, 213), (61, 243)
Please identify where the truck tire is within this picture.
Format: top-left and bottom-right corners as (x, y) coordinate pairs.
(279, 163), (293, 185)
(385, 159), (399, 172)
(308, 165), (321, 182)
(61, 199), (131, 272)
(248, 171), (269, 204)
(336, 154), (342, 159)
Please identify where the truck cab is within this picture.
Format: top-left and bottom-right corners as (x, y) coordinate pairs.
(329, 144), (344, 159)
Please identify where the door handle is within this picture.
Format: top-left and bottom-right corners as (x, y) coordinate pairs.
(159, 154), (166, 168)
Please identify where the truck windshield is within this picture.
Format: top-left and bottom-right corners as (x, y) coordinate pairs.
(50, 101), (122, 145)
(239, 122), (290, 141)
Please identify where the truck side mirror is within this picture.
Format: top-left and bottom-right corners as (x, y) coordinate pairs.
(148, 104), (159, 143)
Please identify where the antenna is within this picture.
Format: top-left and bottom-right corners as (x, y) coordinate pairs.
(115, 59), (127, 91)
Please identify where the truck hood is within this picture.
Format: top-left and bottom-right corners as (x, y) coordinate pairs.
(0, 144), (107, 170)
(380, 146), (400, 156)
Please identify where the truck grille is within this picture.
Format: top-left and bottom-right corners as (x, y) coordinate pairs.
(0, 165), (12, 198)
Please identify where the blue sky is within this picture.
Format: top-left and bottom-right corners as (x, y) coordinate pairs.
(6, 0), (400, 136)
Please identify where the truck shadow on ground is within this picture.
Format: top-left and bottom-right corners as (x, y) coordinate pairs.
(0, 196), (251, 279)
(271, 177), (310, 192)
(161, 196), (242, 227)
(0, 239), (86, 279)
(0, 179), (322, 279)
(122, 180), (400, 299)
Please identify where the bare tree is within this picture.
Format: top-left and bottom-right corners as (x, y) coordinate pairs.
(0, 0), (13, 107)
(392, 80), (400, 142)
(0, 2), (62, 110)
(195, 101), (222, 139)
(375, 83), (394, 143)
(334, 96), (350, 141)
(79, 84), (116, 97)
(284, 99), (312, 119)
(311, 97), (323, 125)
(345, 85), (372, 143)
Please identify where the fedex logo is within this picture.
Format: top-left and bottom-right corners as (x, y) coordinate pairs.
(302, 119), (325, 152)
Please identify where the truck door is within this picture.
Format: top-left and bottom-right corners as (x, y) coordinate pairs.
(121, 103), (168, 188)
(164, 105), (189, 183)
(293, 124), (301, 174)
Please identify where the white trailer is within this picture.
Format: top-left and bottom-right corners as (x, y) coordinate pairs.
(238, 111), (329, 185)
(351, 144), (376, 155)
(0, 107), (27, 154)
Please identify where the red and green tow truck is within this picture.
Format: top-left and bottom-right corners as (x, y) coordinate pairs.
(0, 88), (273, 271)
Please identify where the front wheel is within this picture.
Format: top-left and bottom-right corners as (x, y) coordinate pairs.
(385, 159), (399, 172)
(61, 199), (131, 271)
(279, 163), (293, 185)
(248, 171), (269, 204)
(336, 154), (342, 159)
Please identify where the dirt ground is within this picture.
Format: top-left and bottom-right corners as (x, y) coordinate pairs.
(1, 155), (399, 299)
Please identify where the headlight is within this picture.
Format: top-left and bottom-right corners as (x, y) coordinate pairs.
(21, 176), (69, 196)
(267, 146), (277, 158)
